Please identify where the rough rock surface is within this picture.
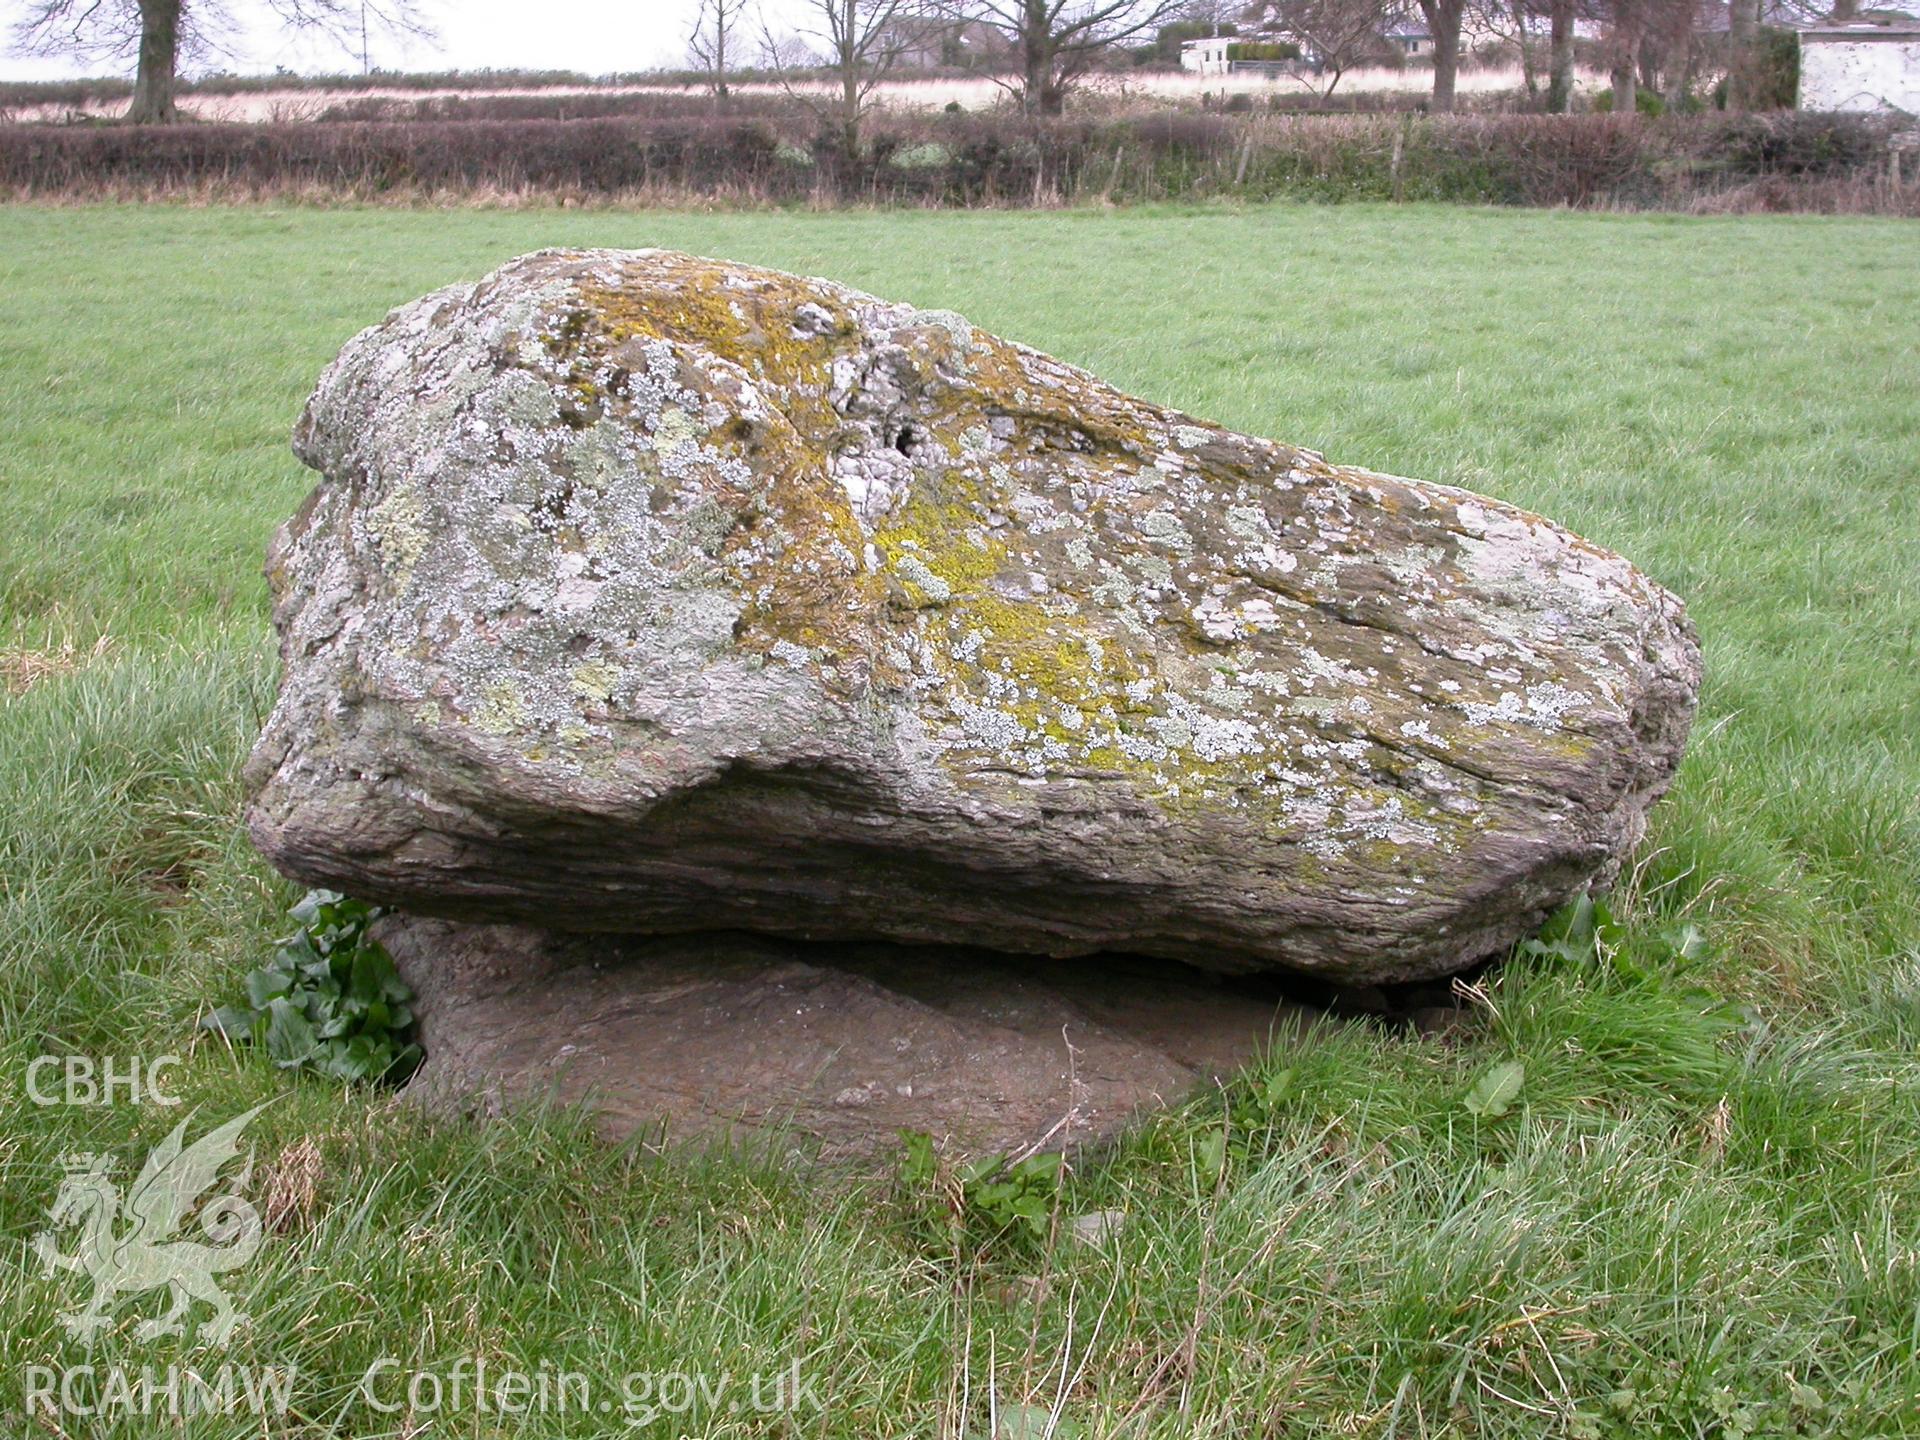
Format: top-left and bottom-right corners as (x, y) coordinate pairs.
(381, 918), (1309, 1160)
(247, 248), (1700, 984)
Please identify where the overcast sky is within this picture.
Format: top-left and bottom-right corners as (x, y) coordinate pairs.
(0, 0), (821, 81)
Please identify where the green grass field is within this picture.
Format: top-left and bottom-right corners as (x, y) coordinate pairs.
(2, 203), (1918, 1437)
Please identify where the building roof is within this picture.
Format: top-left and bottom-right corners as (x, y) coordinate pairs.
(1802, 21), (1920, 37)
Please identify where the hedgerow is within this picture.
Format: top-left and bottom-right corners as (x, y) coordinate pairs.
(0, 109), (1907, 213)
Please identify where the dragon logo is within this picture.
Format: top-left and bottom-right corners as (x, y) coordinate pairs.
(33, 1105), (267, 1347)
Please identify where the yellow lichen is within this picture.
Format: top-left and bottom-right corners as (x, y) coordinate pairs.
(472, 681), (528, 736)
(573, 265), (847, 438)
(570, 661), (620, 705)
(367, 485), (429, 588)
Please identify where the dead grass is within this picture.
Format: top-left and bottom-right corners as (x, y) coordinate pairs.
(1684, 171), (1920, 217)
(6, 64), (1604, 125)
(259, 1136), (326, 1234)
(0, 635), (112, 695)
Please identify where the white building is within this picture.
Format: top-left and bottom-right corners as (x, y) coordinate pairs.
(1799, 24), (1920, 115)
(1181, 37), (1235, 76)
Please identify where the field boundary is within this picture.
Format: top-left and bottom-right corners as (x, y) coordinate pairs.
(3, 110), (1912, 215)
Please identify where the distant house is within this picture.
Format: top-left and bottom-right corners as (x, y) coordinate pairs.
(1192, 5), (1434, 70)
(1799, 23), (1920, 114)
(1179, 35), (1303, 75)
(1384, 24), (1432, 55)
(1181, 36), (1235, 76)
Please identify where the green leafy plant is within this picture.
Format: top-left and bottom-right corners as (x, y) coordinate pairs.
(1463, 1059), (1526, 1118)
(961, 1151), (1063, 1241)
(1518, 893), (1708, 980)
(202, 889), (422, 1083)
(1518, 892), (1626, 966)
(1187, 1063), (1297, 1178)
(895, 1131), (1064, 1252)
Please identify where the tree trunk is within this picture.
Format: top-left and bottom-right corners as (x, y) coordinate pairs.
(1546, 0), (1575, 113)
(1610, 56), (1636, 113)
(1022, 31), (1063, 115)
(127, 0), (182, 125)
(1512, 0), (1539, 97)
(839, 35), (861, 160)
(1419, 0), (1462, 112)
(1610, 0), (1639, 113)
(1663, 38), (1695, 112)
(1727, 0), (1757, 110)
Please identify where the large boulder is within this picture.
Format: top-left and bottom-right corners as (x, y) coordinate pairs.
(379, 918), (1316, 1160)
(246, 249), (1699, 985)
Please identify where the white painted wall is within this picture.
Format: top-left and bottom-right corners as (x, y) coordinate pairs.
(1799, 34), (1920, 116)
(1181, 39), (1233, 77)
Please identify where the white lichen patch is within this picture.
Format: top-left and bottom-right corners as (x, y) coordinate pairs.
(895, 556), (952, 605)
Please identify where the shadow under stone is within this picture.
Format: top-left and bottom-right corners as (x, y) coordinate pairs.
(379, 916), (1406, 1164)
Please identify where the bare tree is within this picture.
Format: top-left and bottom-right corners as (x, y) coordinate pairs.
(1178, 0), (1242, 28)
(756, 28), (823, 71)
(1720, 0), (1869, 108)
(1463, 0), (1543, 96)
(1263, 0), (1394, 101)
(1411, 0), (1463, 110)
(1725, 0), (1768, 107)
(1603, 0), (1641, 109)
(1546, 0), (1576, 110)
(1564, 0), (1705, 111)
(938, 0), (1188, 115)
(9, 0), (430, 124)
(1648, 0), (1705, 110)
(1509, 0), (1542, 96)
(762, 0), (937, 159)
(689, 0), (744, 108)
